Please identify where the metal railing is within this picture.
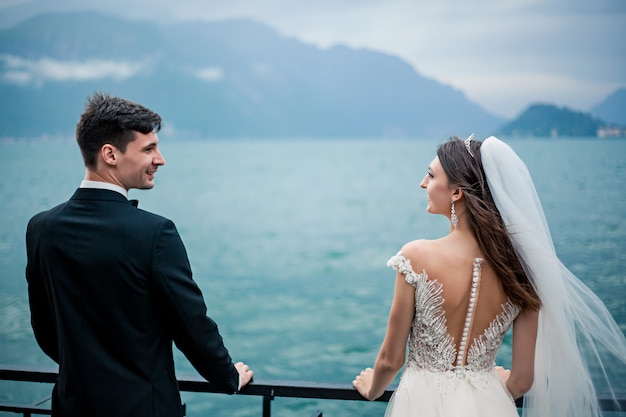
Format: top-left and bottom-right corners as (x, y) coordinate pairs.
(1, 364), (625, 416)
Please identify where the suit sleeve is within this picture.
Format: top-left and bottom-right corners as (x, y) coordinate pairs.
(151, 219), (239, 393)
(25, 217), (60, 363)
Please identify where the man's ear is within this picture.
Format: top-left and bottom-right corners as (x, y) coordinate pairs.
(101, 144), (118, 166)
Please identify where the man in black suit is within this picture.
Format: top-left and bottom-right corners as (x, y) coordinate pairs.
(25, 92), (253, 417)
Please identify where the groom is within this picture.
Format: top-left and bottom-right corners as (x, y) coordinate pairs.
(25, 92), (253, 417)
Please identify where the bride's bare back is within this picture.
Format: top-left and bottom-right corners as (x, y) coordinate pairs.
(400, 237), (513, 367)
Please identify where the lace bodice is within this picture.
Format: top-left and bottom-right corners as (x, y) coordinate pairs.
(387, 252), (520, 380)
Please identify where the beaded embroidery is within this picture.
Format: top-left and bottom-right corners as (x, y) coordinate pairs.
(386, 252), (521, 391)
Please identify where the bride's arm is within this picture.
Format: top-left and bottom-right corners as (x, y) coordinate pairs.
(501, 308), (539, 399)
(353, 272), (414, 400)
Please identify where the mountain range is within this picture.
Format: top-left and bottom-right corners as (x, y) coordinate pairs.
(0, 13), (623, 140)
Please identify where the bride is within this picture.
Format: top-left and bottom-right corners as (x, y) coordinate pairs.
(353, 135), (626, 417)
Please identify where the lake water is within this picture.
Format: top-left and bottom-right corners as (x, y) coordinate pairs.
(1, 138), (625, 416)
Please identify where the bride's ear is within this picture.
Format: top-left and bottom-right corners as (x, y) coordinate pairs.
(451, 188), (463, 202)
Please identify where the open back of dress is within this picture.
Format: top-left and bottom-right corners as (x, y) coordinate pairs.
(384, 252), (521, 417)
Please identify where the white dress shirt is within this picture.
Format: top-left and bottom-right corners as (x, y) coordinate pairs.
(80, 180), (128, 198)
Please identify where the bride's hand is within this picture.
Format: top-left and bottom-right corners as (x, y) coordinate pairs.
(495, 365), (511, 383)
(353, 367), (374, 400)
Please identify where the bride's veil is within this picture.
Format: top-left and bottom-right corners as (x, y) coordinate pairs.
(480, 136), (626, 417)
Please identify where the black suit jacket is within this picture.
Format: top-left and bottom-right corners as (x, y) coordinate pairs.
(26, 188), (239, 417)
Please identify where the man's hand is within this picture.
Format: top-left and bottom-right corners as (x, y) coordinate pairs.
(235, 361), (254, 389)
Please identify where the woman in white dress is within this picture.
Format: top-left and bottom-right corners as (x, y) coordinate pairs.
(353, 136), (626, 417)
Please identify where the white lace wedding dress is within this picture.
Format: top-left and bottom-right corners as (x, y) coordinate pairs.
(385, 252), (521, 417)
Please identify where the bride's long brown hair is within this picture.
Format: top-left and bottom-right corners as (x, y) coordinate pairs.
(437, 137), (541, 311)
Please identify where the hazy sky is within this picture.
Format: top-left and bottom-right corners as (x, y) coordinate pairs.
(1, 0), (625, 118)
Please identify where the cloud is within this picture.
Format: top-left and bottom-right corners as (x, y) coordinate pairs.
(194, 66), (224, 82)
(251, 62), (271, 74)
(192, 62), (273, 83)
(0, 54), (145, 85)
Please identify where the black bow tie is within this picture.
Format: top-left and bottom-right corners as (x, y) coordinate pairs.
(129, 199), (139, 207)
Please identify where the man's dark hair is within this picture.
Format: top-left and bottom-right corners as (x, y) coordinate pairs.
(76, 92), (162, 169)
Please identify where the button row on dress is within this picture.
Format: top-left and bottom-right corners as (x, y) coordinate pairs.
(456, 258), (482, 367)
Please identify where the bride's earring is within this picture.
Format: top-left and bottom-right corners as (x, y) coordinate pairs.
(451, 200), (458, 228)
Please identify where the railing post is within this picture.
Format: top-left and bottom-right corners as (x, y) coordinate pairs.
(262, 393), (273, 417)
